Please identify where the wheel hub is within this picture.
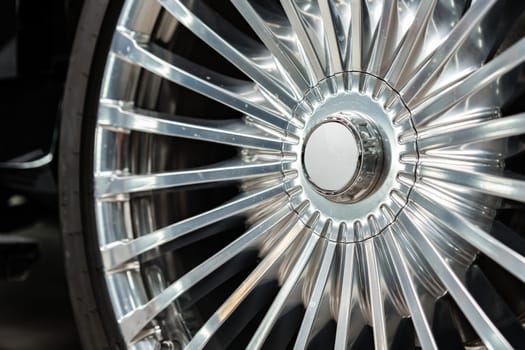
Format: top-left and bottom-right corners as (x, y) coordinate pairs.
(303, 113), (384, 203)
(284, 72), (418, 243)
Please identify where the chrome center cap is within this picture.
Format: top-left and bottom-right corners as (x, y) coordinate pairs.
(303, 121), (359, 192)
(302, 113), (384, 203)
(283, 72), (417, 242)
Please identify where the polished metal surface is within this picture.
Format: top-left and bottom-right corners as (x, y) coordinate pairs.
(283, 72), (415, 242)
(92, 0), (525, 349)
(303, 120), (360, 193)
(302, 112), (384, 203)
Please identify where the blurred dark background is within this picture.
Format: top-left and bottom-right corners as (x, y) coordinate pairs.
(0, 1), (84, 349)
(0, 219), (82, 350)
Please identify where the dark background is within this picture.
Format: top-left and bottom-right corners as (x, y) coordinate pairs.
(0, 1), (84, 349)
(0, 219), (82, 350)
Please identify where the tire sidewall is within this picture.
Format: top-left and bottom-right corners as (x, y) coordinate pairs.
(59, 0), (125, 349)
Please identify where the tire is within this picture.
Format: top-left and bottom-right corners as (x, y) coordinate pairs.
(59, 1), (125, 349)
(60, 1), (525, 349)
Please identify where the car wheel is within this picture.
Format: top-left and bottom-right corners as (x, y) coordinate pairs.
(60, 0), (525, 349)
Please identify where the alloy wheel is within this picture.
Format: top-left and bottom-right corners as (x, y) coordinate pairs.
(93, 0), (525, 348)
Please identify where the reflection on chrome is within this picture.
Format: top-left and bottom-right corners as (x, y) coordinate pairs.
(93, 0), (525, 349)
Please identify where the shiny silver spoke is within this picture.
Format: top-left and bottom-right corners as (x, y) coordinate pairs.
(112, 29), (290, 130)
(185, 209), (307, 350)
(95, 160), (285, 197)
(346, 0), (364, 73)
(365, 239), (388, 350)
(231, 0), (311, 92)
(412, 188), (525, 285)
(410, 38), (525, 126)
(318, 0), (343, 74)
(119, 205), (295, 344)
(334, 242), (356, 349)
(400, 207), (513, 350)
(384, 229), (438, 350)
(279, 0), (325, 81)
(98, 101), (289, 151)
(101, 184), (289, 270)
(383, 0), (438, 87)
(158, 0), (297, 108)
(293, 238), (336, 350)
(415, 112), (525, 151)
(419, 166), (525, 204)
(400, 0), (498, 103)
(247, 214), (320, 350)
(365, 0), (397, 79)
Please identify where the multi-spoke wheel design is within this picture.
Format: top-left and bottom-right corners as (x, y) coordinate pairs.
(84, 0), (525, 349)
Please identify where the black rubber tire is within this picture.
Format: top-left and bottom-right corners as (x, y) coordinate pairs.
(59, 1), (125, 349)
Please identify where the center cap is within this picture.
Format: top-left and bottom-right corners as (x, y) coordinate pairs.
(283, 72), (417, 242)
(303, 121), (359, 192)
(302, 113), (384, 203)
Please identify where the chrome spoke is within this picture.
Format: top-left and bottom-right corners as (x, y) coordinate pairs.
(365, 239), (388, 350)
(400, 0), (499, 103)
(365, 0), (397, 78)
(293, 237), (336, 349)
(400, 207), (513, 350)
(119, 205), (295, 344)
(334, 241), (356, 349)
(383, 0), (438, 88)
(98, 100), (289, 151)
(231, 0), (311, 92)
(280, 0), (325, 81)
(415, 112), (525, 151)
(101, 184), (289, 270)
(384, 229), (438, 350)
(185, 209), (307, 350)
(112, 29), (290, 130)
(419, 166), (525, 204)
(318, 0), (343, 74)
(412, 188), (525, 285)
(247, 214), (320, 349)
(399, 108), (501, 145)
(410, 38), (525, 126)
(157, 0), (297, 107)
(95, 160), (285, 197)
(249, 237), (320, 350)
(347, 0), (364, 73)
